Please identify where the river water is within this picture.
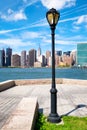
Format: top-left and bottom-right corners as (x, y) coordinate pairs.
(0, 68), (87, 82)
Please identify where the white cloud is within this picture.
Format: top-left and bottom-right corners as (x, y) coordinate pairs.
(0, 18), (47, 34)
(0, 28), (24, 34)
(41, 0), (76, 9)
(43, 38), (76, 45)
(30, 21), (47, 27)
(23, 0), (39, 8)
(59, 16), (78, 23)
(0, 9), (27, 21)
(23, 0), (27, 3)
(8, 9), (14, 14)
(56, 40), (75, 45)
(42, 32), (87, 46)
(0, 38), (33, 48)
(0, 38), (23, 47)
(0, 30), (13, 34)
(14, 10), (27, 21)
(0, 25), (32, 34)
(21, 31), (40, 39)
(0, 0), (39, 21)
(75, 15), (87, 25)
(0, 38), (35, 55)
(73, 26), (80, 31)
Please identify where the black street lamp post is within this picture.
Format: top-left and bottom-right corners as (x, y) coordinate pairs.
(46, 8), (61, 123)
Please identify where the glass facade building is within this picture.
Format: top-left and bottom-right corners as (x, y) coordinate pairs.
(21, 50), (26, 67)
(29, 49), (37, 67)
(77, 43), (87, 66)
(6, 48), (12, 66)
(55, 50), (62, 56)
(0, 49), (5, 67)
(0, 50), (3, 67)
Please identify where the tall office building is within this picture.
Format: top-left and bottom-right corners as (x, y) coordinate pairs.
(63, 51), (71, 56)
(55, 55), (59, 67)
(70, 50), (76, 66)
(11, 54), (20, 67)
(38, 44), (41, 57)
(0, 50), (3, 67)
(62, 54), (72, 66)
(55, 50), (62, 56)
(2, 49), (5, 66)
(48, 56), (52, 67)
(0, 49), (5, 67)
(37, 55), (46, 67)
(46, 50), (51, 66)
(21, 50), (26, 67)
(77, 43), (87, 66)
(29, 49), (37, 67)
(6, 48), (12, 66)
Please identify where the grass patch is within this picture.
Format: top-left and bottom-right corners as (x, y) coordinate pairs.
(35, 113), (87, 130)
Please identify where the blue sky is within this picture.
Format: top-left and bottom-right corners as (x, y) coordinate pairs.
(0, 0), (87, 55)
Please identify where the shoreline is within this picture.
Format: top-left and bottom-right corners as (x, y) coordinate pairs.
(0, 78), (87, 92)
(14, 78), (87, 86)
(1, 78), (87, 86)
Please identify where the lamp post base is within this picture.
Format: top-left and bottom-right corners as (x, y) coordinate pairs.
(48, 113), (61, 123)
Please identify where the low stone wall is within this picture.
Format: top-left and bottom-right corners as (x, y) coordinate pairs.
(0, 78), (87, 92)
(14, 78), (87, 86)
(63, 78), (87, 86)
(14, 78), (63, 86)
(0, 80), (15, 92)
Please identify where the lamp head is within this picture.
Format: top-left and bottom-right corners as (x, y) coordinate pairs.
(46, 8), (60, 28)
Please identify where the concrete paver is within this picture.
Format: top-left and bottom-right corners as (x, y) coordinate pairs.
(1, 98), (38, 130)
(0, 84), (87, 129)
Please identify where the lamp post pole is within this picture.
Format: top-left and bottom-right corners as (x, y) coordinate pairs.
(46, 8), (61, 123)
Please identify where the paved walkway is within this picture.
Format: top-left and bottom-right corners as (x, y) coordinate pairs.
(0, 84), (87, 129)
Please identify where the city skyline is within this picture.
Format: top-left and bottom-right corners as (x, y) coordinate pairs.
(0, 0), (87, 55)
(1, 44), (87, 67)
(0, 46), (74, 56)
(0, 47), (75, 67)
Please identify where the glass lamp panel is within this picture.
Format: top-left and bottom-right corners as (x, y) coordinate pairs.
(54, 13), (59, 24)
(47, 13), (54, 25)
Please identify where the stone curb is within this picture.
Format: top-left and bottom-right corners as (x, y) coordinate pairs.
(0, 80), (15, 92)
(1, 97), (38, 130)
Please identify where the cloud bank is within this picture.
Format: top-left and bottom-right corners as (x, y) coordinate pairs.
(0, 0), (38, 21)
(41, 0), (76, 9)
(75, 15), (87, 25)
(0, 9), (27, 21)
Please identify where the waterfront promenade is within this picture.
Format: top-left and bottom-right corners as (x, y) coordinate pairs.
(0, 79), (87, 129)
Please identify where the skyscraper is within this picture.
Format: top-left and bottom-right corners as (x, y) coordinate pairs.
(62, 53), (72, 66)
(2, 49), (5, 66)
(38, 44), (41, 57)
(6, 48), (12, 66)
(11, 54), (20, 67)
(46, 50), (51, 66)
(37, 55), (46, 67)
(29, 49), (37, 67)
(0, 50), (3, 67)
(55, 50), (62, 56)
(55, 55), (59, 67)
(77, 43), (87, 66)
(63, 51), (71, 56)
(0, 49), (5, 67)
(70, 50), (76, 66)
(21, 50), (26, 67)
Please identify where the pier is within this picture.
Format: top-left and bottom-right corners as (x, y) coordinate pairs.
(0, 79), (87, 129)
